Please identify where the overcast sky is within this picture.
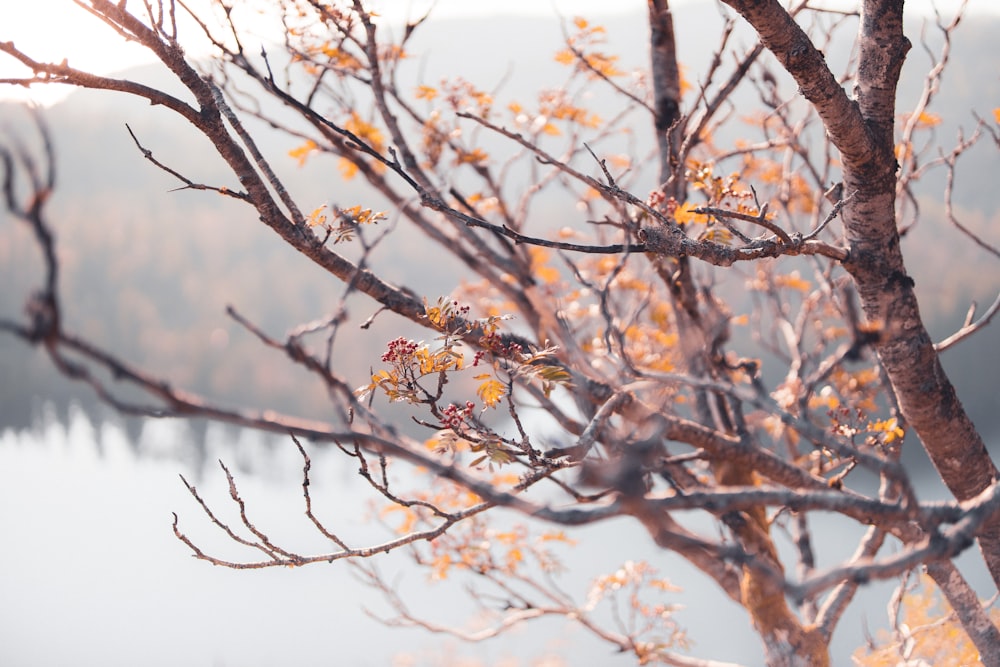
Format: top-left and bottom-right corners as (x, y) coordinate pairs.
(0, 0), (992, 106)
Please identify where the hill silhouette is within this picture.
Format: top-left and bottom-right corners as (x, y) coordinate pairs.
(1, 5), (997, 444)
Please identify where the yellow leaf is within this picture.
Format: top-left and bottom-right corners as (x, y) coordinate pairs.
(344, 112), (385, 152)
(475, 375), (506, 408)
(674, 202), (708, 225)
(338, 157), (359, 180)
(320, 46), (362, 71)
(679, 63), (692, 96)
(539, 530), (577, 545)
(289, 140), (318, 167)
(456, 147), (489, 165)
(554, 49), (575, 66)
(426, 430), (469, 453)
(528, 246), (561, 284)
(585, 53), (621, 78)
(495, 530), (520, 544)
(415, 85), (438, 100)
(774, 271), (811, 293)
(306, 206), (327, 227)
(869, 417), (905, 443)
(993, 108), (1000, 124)
(573, 16), (589, 29)
(915, 111), (941, 128)
(541, 122), (561, 136)
(430, 553), (452, 580)
(491, 472), (521, 486)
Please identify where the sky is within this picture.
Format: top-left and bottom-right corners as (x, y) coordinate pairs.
(1, 0), (995, 106)
(0, 0), (646, 106)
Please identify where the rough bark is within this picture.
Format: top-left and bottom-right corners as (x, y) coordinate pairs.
(648, 0), (683, 187)
(649, 5), (832, 663)
(926, 561), (1000, 666)
(723, 0), (1000, 591)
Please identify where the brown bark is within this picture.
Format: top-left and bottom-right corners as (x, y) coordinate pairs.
(648, 7), (832, 662)
(648, 0), (683, 188)
(844, 0), (1000, 588)
(723, 0), (1000, 591)
(717, 462), (830, 667)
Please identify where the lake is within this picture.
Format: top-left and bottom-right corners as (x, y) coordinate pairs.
(1, 404), (986, 666)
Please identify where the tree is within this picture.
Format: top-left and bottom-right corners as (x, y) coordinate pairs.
(2, 1), (999, 665)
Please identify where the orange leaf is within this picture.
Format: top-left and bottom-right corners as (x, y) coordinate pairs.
(774, 271), (811, 293)
(456, 147), (489, 165)
(344, 112), (385, 152)
(541, 122), (561, 136)
(554, 49), (575, 66)
(475, 374), (506, 408)
(306, 206), (327, 227)
(415, 85), (438, 100)
(915, 111), (941, 128)
(289, 140), (318, 167)
(674, 202), (708, 225)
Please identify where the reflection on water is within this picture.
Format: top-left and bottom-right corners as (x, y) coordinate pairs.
(2, 404), (969, 666)
(0, 405), (668, 666)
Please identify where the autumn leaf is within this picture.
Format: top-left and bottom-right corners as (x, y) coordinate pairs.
(430, 553), (452, 580)
(528, 246), (561, 284)
(505, 547), (523, 572)
(535, 364), (572, 397)
(426, 430), (469, 454)
(456, 147), (489, 165)
(320, 46), (362, 71)
(475, 374), (506, 408)
(913, 111), (941, 128)
(289, 139), (318, 167)
(539, 530), (577, 545)
(554, 49), (576, 66)
(415, 85), (438, 100)
(541, 122), (561, 136)
(918, 111), (941, 127)
(774, 271), (811, 292)
(306, 205), (327, 227)
(345, 113), (383, 148)
(674, 202), (708, 225)
(338, 158), (359, 180)
(582, 52), (621, 78)
(338, 205), (386, 225)
(868, 417), (905, 443)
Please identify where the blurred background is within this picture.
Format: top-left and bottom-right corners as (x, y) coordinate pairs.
(1, 1), (998, 665)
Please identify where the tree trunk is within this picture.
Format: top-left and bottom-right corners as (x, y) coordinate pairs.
(721, 0), (1000, 591)
(842, 0), (1000, 589)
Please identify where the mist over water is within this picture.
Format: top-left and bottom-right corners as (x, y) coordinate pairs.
(1, 406), (715, 666)
(6, 405), (992, 665)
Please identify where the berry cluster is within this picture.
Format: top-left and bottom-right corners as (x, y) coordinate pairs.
(479, 331), (523, 360)
(647, 189), (679, 216)
(441, 401), (475, 429)
(381, 337), (419, 363)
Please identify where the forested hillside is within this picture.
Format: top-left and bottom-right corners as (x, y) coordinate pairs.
(2, 7), (997, 439)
